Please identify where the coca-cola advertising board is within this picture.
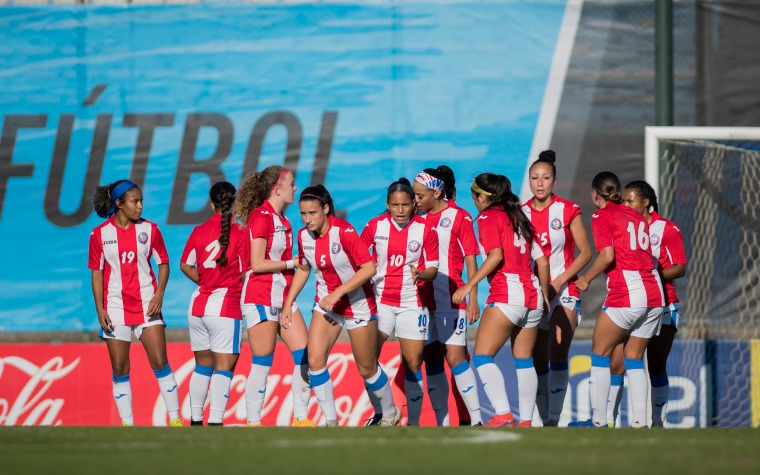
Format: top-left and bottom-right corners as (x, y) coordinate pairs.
(0, 342), (460, 426)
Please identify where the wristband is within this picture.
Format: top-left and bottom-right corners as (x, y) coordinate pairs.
(285, 259), (295, 270)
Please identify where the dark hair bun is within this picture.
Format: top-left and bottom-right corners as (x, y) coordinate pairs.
(397, 177), (411, 186)
(538, 150), (556, 163)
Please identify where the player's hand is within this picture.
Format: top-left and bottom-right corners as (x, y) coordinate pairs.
(452, 284), (471, 305)
(318, 293), (340, 313)
(547, 280), (560, 301)
(466, 298), (481, 324)
(408, 264), (420, 284)
(575, 276), (589, 292)
(147, 291), (164, 316)
(281, 306), (292, 329)
(97, 309), (113, 333)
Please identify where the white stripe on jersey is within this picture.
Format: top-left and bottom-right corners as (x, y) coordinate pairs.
(649, 220), (665, 264)
(327, 227), (371, 317)
(547, 200), (568, 279)
(101, 225), (125, 324)
(622, 270), (648, 307)
(432, 207), (456, 306)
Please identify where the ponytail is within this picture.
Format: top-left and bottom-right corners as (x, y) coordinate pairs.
(592, 171), (622, 204)
(210, 181), (237, 267)
(92, 179), (139, 219)
(472, 173), (534, 243)
(234, 165), (287, 225)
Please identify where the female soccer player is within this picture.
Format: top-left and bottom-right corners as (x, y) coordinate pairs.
(361, 178), (439, 426)
(413, 166), (483, 426)
(233, 165), (314, 427)
(282, 185), (399, 426)
(89, 180), (181, 426)
(180, 181), (246, 426)
(621, 180), (686, 427)
(453, 173), (549, 427)
(522, 150), (591, 426)
(569, 172), (665, 428)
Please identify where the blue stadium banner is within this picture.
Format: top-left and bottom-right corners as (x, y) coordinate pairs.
(0, 3), (566, 331)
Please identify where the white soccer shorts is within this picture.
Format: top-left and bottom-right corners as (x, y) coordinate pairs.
(488, 302), (543, 329)
(427, 309), (467, 346)
(99, 315), (165, 342)
(188, 315), (242, 354)
(377, 302), (430, 341)
(604, 306), (664, 339)
(313, 304), (377, 331)
(242, 302), (299, 329)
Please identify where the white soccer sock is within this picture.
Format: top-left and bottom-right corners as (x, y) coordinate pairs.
(404, 370), (424, 426)
(607, 374), (624, 425)
(153, 365), (180, 421)
(548, 361), (569, 423)
(310, 367), (337, 422)
(189, 364), (213, 423)
(535, 368), (549, 422)
(451, 360), (482, 425)
(246, 353), (273, 424)
(290, 349), (311, 420)
(515, 358), (538, 424)
(425, 364), (450, 426)
(473, 355), (510, 415)
(650, 372), (670, 427)
(208, 370), (233, 424)
(112, 373), (134, 426)
(624, 358), (648, 427)
(589, 353), (610, 426)
(365, 366), (396, 417)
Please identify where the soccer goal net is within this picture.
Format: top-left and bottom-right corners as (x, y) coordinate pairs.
(645, 127), (760, 427)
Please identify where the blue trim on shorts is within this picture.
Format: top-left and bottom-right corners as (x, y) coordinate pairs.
(425, 363), (446, 375)
(623, 358), (644, 370)
(591, 353), (610, 368)
(472, 355), (494, 368)
(309, 368), (331, 387)
(366, 369), (389, 391)
(256, 304), (269, 322)
(194, 365), (214, 377)
(405, 369), (424, 382)
(550, 361), (569, 371)
(252, 352), (274, 367)
(112, 373), (130, 383)
(153, 365), (172, 379)
(369, 314), (378, 322)
(514, 357), (534, 370)
(291, 348), (308, 365)
(451, 360), (470, 376)
(611, 374), (625, 386)
(232, 320), (241, 355)
(650, 372), (669, 387)
(214, 370), (234, 380)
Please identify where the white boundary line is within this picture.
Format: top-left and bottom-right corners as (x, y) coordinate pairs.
(519, 0), (585, 201)
(644, 126), (760, 196)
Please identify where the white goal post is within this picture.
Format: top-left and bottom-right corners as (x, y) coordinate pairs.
(644, 126), (760, 197)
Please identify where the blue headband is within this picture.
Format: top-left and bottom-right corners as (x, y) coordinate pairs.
(108, 180), (138, 217)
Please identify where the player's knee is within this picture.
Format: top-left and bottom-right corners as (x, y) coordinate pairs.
(355, 361), (377, 380)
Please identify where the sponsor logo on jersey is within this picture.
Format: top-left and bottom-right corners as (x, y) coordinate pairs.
(137, 232), (148, 244)
(103, 240), (117, 245)
(440, 217), (452, 228)
(275, 225), (287, 232)
(551, 218), (562, 230)
(331, 243), (342, 254)
(302, 245), (314, 250)
(408, 240), (421, 252)
(375, 236), (388, 241)
(650, 234), (661, 246)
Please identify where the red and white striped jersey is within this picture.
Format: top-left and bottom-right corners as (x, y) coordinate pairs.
(591, 202), (665, 308)
(88, 217), (169, 326)
(421, 202), (479, 310)
(242, 200), (295, 308)
(649, 211), (687, 305)
(181, 214), (246, 319)
(297, 215), (377, 318)
(361, 213), (439, 307)
(522, 195), (582, 298)
(477, 205), (543, 309)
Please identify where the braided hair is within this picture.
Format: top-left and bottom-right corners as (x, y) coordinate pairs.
(624, 180), (659, 213)
(210, 181), (237, 267)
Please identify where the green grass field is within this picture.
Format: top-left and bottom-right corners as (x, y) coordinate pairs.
(1, 427), (759, 475)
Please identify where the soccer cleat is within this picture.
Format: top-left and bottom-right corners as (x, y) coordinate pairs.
(518, 421), (532, 428)
(630, 420), (649, 429)
(121, 421), (132, 427)
(568, 419), (606, 428)
(246, 422), (263, 427)
(543, 419), (558, 427)
(378, 407), (401, 427)
(473, 422), (483, 426)
(170, 418), (184, 427)
(364, 413), (383, 427)
(484, 413), (516, 427)
(459, 419), (472, 426)
(319, 420), (339, 427)
(190, 420), (203, 426)
(607, 422), (616, 428)
(291, 417), (317, 427)
(208, 422), (223, 427)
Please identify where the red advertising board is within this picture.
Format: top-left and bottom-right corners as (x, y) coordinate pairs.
(0, 342), (460, 426)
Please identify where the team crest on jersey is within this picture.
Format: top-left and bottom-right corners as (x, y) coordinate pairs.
(408, 240), (421, 252)
(137, 232), (148, 244)
(331, 243), (342, 254)
(440, 217), (452, 228)
(650, 234), (661, 246)
(551, 218), (562, 230)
